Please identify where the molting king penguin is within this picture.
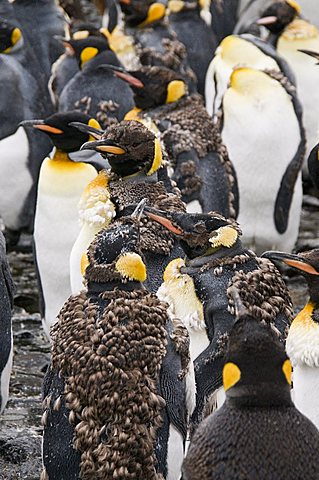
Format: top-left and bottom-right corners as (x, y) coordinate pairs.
(0, 230), (15, 414)
(182, 288), (319, 480)
(21, 112), (102, 339)
(70, 119), (185, 294)
(144, 208), (292, 428)
(0, 17), (52, 245)
(166, 0), (217, 95)
(205, 33), (295, 118)
(109, 64), (238, 218)
(221, 66), (305, 254)
(58, 36), (135, 128)
(262, 249), (319, 430)
(41, 203), (193, 480)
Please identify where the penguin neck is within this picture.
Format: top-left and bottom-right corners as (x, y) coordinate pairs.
(226, 383), (293, 409)
(82, 50), (121, 72)
(307, 278), (319, 305)
(87, 280), (144, 295)
(183, 239), (245, 269)
(51, 149), (70, 162)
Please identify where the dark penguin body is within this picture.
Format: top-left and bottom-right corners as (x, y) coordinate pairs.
(307, 142), (319, 191)
(13, 0), (66, 81)
(0, 231), (15, 413)
(42, 211), (191, 480)
(59, 37), (135, 128)
(167, 1), (217, 95)
(183, 290), (319, 480)
(210, 0), (239, 42)
(113, 66), (238, 218)
(73, 120), (185, 294)
(147, 209), (292, 428)
(0, 20), (52, 242)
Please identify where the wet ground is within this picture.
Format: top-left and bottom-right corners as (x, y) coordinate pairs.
(0, 193), (319, 479)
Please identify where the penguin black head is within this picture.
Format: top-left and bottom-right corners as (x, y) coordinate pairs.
(118, 0), (166, 27)
(144, 208), (241, 259)
(20, 111), (102, 153)
(106, 65), (187, 109)
(81, 120), (162, 177)
(262, 249), (319, 303)
(62, 36), (110, 69)
(223, 288), (293, 407)
(257, 0), (301, 34)
(167, 0), (200, 14)
(84, 199), (147, 284)
(0, 18), (22, 53)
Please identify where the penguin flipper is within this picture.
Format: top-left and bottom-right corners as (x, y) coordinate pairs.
(0, 235), (15, 307)
(42, 366), (81, 480)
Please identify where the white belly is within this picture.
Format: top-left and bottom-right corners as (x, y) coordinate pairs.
(0, 333), (13, 414)
(0, 127), (32, 229)
(292, 364), (319, 429)
(166, 424), (184, 480)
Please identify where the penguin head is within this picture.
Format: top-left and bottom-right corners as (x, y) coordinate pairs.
(167, 0), (200, 14)
(81, 120), (162, 177)
(119, 0), (166, 27)
(62, 36), (110, 68)
(144, 208), (241, 259)
(106, 65), (187, 109)
(262, 249), (319, 303)
(257, 1), (301, 34)
(84, 199), (147, 284)
(223, 288), (292, 407)
(20, 111), (102, 153)
(0, 18), (22, 54)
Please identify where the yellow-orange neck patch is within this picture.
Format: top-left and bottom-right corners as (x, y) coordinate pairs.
(223, 362), (241, 391)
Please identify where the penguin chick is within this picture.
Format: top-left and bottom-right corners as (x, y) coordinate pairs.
(183, 289), (319, 480)
(21, 111), (101, 339)
(0, 231), (15, 414)
(262, 249), (319, 429)
(111, 65), (238, 218)
(221, 67), (305, 254)
(70, 119), (185, 294)
(146, 207), (292, 427)
(58, 36), (135, 128)
(42, 204), (192, 480)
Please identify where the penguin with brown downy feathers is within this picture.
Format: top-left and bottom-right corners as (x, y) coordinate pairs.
(41, 203), (193, 480)
(58, 36), (134, 128)
(107, 64), (238, 218)
(70, 119), (185, 294)
(166, 0), (217, 95)
(183, 288), (319, 480)
(144, 207), (292, 428)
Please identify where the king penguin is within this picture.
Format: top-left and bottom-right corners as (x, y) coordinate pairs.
(70, 119), (185, 294)
(144, 207), (292, 428)
(221, 66), (305, 254)
(183, 288), (319, 480)
(41, 203), (193, 480)
(110, 64), (239, 218)
(262, 249), (319, 430)
(21, 112), (102, 339)
(0, 230), (15, 414)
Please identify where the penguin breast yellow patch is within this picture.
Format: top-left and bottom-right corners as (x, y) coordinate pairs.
(115, 252), (147, 282)
(223, 362), (241, 391)
(282, 359), (292, 385)
(124, 107), (142, 121)
(290, 302), (315, 330)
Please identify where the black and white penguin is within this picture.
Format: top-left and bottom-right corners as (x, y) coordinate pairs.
(221, 66), (305, 254)
(71, 119), (185, 294)
(41, 204), (193, 480)
(145, 208), (292, 427)
(58, 36), (135, 128)
(262, 249), (319, 430)
(167, 0), (217, 95)
(21, 112), (102, 339)
(110, 65), (238, 218)
(0, 231), (15, 414)
(183, 288), (319, 480)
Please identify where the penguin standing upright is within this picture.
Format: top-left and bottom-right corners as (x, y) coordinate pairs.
(0, 231), (15, 414)
(21, 112), (101, 339)
(41, 206), (192, 480)
(145, 208), (292, 427)
(58, 36), (135, 127)
(262, 249), (319, 430)
(183, 289), (319, 480)
(167, 0), (217, 95)
(221, 66), (305, 253)
(109, 65), (238, 218)
(71, 119), (185, 294)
